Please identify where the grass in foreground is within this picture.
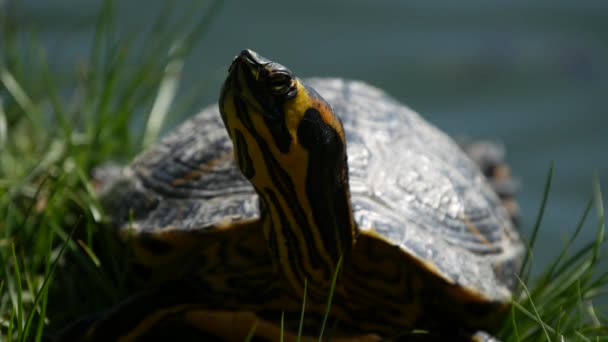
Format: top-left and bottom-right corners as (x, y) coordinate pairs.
(498, 167), (608, 341)
(0, 1), (607, 341)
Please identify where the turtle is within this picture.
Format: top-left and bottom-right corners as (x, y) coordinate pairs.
(59, 49), (524, 341)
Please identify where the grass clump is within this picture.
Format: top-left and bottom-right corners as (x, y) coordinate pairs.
(0, 1), (606, 341)
(0, 0), (224, 340)
(499, 169), (608, 341)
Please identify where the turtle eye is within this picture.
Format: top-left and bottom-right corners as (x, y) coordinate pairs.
(268, 71), (297, 99)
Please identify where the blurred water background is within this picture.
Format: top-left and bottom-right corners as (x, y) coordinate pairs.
(10, 0), (608, 271)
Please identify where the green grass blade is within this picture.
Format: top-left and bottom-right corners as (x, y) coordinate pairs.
(577, 279), (584, 331)
(142, 42), (184, 147)
(280, 311), (285, 342)
(0, 281), (5, 325)
(140, 0), (227, 148)
(318, 255), (342, 342)
(542, 197), (592, 283)
(586, 301), (601, 327)
(33, 236), (52, 342)
(40, 50), (71, 145)
(76, 239), (102, 267)
(48, 220), (120, 302)
(547, 240), (598, 287)
(89, 0), (114, 88)
(243, 321), (258, 342)
(297, 278), (307, 342)
(510, 305), (521, 341)
(23, 225), (69, 342)
(511, 299), (555, 340)
(18, 174), (50, 231)
(0, 68), (42, 132)
(592, 173), (605, 264)
(554, 306), (564, 340)
(33, 282), (49, 342)
(8, 306), (15, 342)
(31, 229), (54, 342)
(574, 331), (593, 342)
(11, 243), (24, 340)
(520, 161), (553, 287)
(0, 96), (6, 151)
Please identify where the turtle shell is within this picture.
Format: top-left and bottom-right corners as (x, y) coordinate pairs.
(101, 77), (523, 300)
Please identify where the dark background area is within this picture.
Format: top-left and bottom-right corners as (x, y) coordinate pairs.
(13, 0), (608, 270)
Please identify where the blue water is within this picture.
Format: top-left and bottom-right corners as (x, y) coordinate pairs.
(15, 0), (608, 270)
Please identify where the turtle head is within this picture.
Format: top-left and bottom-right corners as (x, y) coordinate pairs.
(219, 49), (356, 296)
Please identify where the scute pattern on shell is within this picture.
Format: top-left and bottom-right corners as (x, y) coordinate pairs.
(313, 79), (523, 290)
(116, 110), (259, 231)
(106, 78), (523, 294)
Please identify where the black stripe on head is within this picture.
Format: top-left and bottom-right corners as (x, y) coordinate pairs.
(263, 188), (303, 264)
(238, 63), (293, 154)
(233, 95), (326, 273)
(262, 114), (292, 154)
(256, 133), (326, 272)
(259, 189), (309, 288)
(234, 128), (255, 179)
(297, 107), (353, 265)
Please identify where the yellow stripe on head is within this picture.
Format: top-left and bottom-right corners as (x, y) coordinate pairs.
(219, 49), (356, 299)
